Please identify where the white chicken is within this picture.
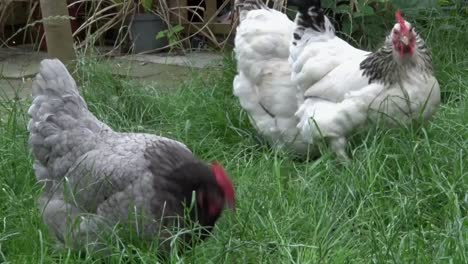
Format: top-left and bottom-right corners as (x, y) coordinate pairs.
(27, 59), (235, 252)
(233, 0), (311, 156)
(290, 0), (440, 160)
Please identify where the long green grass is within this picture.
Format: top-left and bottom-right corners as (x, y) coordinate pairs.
(0, 11), (467, 264)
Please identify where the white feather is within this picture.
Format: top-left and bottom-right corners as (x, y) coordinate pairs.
(234, 2), (440, 159)
(233, 6), (311, 155)
(290, 12), (441, 159)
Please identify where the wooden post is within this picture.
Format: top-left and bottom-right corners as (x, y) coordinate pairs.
(39, 0), (75, 66)
(205, 0), (216, 23)
(169, 0), (188, 25)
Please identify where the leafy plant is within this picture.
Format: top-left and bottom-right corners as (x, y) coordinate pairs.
(112, 0), (154, 13)
(321, 0), (440, 48)
(156, 24), (185, 53)
(141, 0), (153, 12)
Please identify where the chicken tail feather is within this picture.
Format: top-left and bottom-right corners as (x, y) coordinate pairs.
(235, 0), (267, 12)
(27, 59), (109, 177)
(289, 0), (335, 46)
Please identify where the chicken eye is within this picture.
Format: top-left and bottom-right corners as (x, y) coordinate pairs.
(393, 29), (399, 34)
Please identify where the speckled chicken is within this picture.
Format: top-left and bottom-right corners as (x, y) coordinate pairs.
(290, 0), (440, 160)
(27, 59), (235, 252)
(234, 0), (440, 160)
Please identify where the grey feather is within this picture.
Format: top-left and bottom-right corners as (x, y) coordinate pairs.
(28, 59), (200, 252)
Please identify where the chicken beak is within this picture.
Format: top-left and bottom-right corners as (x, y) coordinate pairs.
(400, 35), (409, 46)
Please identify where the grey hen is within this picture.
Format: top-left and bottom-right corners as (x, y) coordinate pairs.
(27, 59), (235, 252)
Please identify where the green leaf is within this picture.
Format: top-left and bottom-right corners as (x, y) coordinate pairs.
(353, 3), (375, 18)
(372, 0), (391, 3)
(171, 25), (185, 34)
(156, 30), (168, 40)
(341, 19), (353, 35)
(142, 0), (153, 12)
(361, 5), (375, 16)
(335, 5), (351, 15)
(391, 0), (438, 9)
(437, 0), (451, 5)
(321, 0), (336, 9)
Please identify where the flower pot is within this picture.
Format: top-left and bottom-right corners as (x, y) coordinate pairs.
(129, 13), (168, 53)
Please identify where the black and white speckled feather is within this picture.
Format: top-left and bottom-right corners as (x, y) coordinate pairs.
(235, 0), (267, 12)
(290, 8), (441, 160)
(289, 0), (334, 47)
(360, 30), (434, 85)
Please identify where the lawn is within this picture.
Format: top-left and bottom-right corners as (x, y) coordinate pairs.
(0, 10), (467, 264)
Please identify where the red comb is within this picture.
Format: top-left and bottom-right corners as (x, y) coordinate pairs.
(395, 10), (408, 32)
(210, 162), (235, 208)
